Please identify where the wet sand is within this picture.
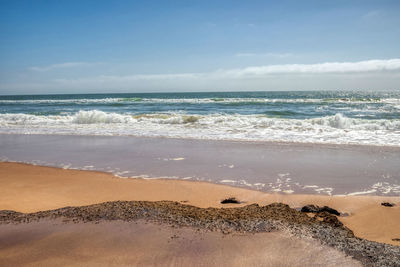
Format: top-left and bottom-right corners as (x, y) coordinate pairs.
(1, 134), (399, 196)
(0, 162), (399, 246)
(0, 220), (361, 267)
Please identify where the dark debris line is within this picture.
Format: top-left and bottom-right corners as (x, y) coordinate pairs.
(1, 201), (399, 267)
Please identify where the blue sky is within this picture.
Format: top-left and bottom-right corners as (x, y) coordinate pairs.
(1, 0), (400, 94)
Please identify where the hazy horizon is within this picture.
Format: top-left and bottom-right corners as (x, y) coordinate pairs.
(0, 89), (368, 97)
(1, 88), (400, 97)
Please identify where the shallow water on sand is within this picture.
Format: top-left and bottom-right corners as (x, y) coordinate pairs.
(0, 220), (361, 267)
(1, 134), (399, 196)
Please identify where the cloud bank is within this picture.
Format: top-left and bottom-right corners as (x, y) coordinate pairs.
(219, 59), (400, 77)
(2, 59), (400, 94)
(56, 58), (400, 83)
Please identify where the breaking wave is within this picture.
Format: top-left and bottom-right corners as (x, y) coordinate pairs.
(0, 110), (399, 146)
(72, 110), (132, 124)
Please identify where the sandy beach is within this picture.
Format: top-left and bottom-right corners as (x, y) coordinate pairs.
(1, 162), (400, 266)
(1, 162), (399, 245)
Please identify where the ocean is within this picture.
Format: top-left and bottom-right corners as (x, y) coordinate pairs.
(1, 90), (400, 146)
(1, 90), (400, 196)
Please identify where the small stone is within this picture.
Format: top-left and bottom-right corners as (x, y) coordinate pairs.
(300, 204), (320, 213)
(320, 206), (340, 216)
(381, 202), (395, 207)
(300, 205), (340, 216)
(221, 197), (240, 204)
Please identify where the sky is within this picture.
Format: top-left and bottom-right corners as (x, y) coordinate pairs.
(0, 0), (400, 95)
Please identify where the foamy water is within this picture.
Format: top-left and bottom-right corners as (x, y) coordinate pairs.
(1, 91), (400, 146)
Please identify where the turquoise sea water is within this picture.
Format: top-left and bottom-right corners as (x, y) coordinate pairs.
(1, 91), (400, 146)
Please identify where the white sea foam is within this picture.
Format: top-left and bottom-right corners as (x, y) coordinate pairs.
(302, 185), (319, 189)
(371, 182), (400, 194)
(282, 190), (294, 194)
(347, 189), (377, 196)
(158, 157), (185, 161)
(0, 98), (120, 104)
(1, 97), (400, 105)
(220, 180), (236, 183)
(0, 110), (399, 146)
(72, 110), (133, 124)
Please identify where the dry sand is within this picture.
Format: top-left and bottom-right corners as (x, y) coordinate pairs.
(0, 162), (399, 246)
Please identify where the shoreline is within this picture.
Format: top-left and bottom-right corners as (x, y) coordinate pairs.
(2, 132), (400, 150)
(2, 134), (400, 197)
(2, 159), (400, 197)
(0, 162), (399, 246)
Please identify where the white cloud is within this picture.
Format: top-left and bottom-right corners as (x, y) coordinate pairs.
(217, 59), (400, 77)
(4, 58), (400, 94)
(34, 59), (400, 81)
(29, 62), (98, 72)
(38, 58), (400, 93)
(66, 58), (400, 83)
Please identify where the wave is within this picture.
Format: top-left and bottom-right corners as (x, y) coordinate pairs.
(1, 110), (399, 129)
(1, 110), (400, 146)
(0, 98), (119, 104)
(1, 97), (400, 105)
(72, 110), (132, 124)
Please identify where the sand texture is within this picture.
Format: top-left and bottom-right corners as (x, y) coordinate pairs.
(0, 162), (399, 245)
(0, 220), (362, 267)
